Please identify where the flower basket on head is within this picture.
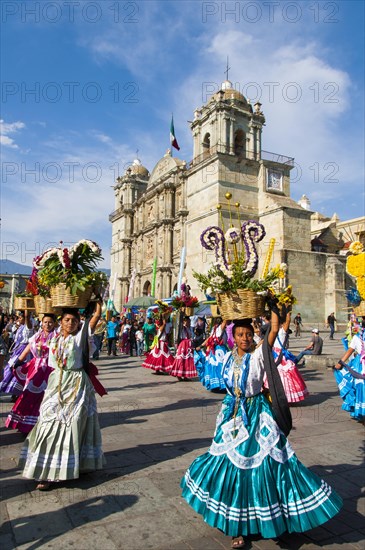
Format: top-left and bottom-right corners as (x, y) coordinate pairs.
(217, 289), (265, 320)
(14, 296), (35, 311)
(33, 239), (107, 310)
(193, 215), (292, 321)
(171, 290), (199, 316)
(34, 295), (61, 316)
(50, 284), (93, 309)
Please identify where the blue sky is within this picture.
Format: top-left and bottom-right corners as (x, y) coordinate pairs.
(1, 0), (364, 269)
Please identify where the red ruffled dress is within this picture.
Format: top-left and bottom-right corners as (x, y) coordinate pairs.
(6, 329), (55, 433)
(169, 326), (197, 379)
(265, 328), (309, 403)
(142, 322), (174, 373)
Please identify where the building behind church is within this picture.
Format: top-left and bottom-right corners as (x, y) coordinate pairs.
(110, 79), (364, 325)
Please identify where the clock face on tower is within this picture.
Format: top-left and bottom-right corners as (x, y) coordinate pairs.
(266, 169), (283, 192)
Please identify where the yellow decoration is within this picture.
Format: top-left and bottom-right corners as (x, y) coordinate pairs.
(349, 241), (364, 255)
(278, 285), (297, 305)
(346, 250), (365, 300)
(261, 239), (276, 278)
(225, 192), (232, 200)
(357, 276), (365, 300)
(347, 253), (365, 278)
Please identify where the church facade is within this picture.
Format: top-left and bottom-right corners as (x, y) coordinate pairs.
(110, 79), (351, 324)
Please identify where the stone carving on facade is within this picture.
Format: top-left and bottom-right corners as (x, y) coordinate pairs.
(158, 234), (164, 261)
(146, 236), (154, 261)
(147, 202), (154, 222)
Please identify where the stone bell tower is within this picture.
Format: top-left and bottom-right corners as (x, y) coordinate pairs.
(110, 159), (149, 307)
(185, 79), (267, 291)
(191, 79), (265, 162)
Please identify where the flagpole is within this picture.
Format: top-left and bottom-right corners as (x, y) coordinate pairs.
(171, 112), (173, 157)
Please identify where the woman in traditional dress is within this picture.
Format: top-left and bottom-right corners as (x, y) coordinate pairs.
(193, 324), (206, 382)
(142, 315), (174, 374)
(0, 310), (34, 397)
(268, 311), (309, 404)
(181, 311), (342, 548)
(142, 316), (157, 354)
(197, 317), (228, 392)
(169, 316), (197, 381)
(6, 314), (57, 433)
(333, 328), (365, 421)
(19, 302), (105, 490)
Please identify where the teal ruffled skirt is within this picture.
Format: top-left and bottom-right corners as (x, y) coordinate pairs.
(181, 393), (342, 538)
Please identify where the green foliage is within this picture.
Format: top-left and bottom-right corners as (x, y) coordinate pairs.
(37, 245), (107, 295)
(193, 261), (279, 294)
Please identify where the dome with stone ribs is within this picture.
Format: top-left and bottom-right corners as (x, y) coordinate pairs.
(126, 159), (149, 177)
(211, 80), (252, 112)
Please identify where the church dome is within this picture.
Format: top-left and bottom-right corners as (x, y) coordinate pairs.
(127, 159), (149, 177)
(211, 80), (252, 111)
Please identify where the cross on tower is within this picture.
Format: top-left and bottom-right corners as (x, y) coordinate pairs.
(224, 57), (231, 81)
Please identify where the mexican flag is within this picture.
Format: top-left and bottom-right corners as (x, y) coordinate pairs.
(170, 115), (180, 150)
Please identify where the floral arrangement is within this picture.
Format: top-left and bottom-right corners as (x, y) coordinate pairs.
(346, 241), (365, 302)
(193, 221), (285, 294)
(33, 240), (107, 295)
(171, 295), (199, 309)
(171, 282), (199, 310)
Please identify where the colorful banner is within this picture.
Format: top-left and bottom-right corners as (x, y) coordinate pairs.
(151, 257), (157, 296)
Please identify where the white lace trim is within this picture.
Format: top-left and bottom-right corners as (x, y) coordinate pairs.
(209, 412), (294, 468)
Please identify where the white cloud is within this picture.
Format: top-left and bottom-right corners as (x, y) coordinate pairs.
(0, 119), (25, 149)
(167, 28), (362, 215)
(1, 132), (139, 266)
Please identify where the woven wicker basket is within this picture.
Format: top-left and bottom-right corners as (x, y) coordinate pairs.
(34, 295), (61, 316)
(217, 289), (265, 320)
(50, 284), (92, 308)
(14, 296), (35, 311)
(354, 301), (365, 316)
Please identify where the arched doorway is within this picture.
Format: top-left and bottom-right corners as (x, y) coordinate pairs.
(143, 280), (151, 296)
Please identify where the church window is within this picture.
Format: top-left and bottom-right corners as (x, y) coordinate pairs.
(202, 133), (211, 156)
(234, 129), (246, 157)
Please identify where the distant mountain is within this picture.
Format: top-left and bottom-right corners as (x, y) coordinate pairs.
(0, 260), (32, 275)
(0, 260), (111, 277)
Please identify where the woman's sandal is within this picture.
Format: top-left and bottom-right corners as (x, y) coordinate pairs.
(36, 482), (51, 491)
(231, 536), (245, 549)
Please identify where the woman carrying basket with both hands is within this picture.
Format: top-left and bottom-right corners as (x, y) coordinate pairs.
(181, 302), (342, 549)
(19, 298), (106, 491)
